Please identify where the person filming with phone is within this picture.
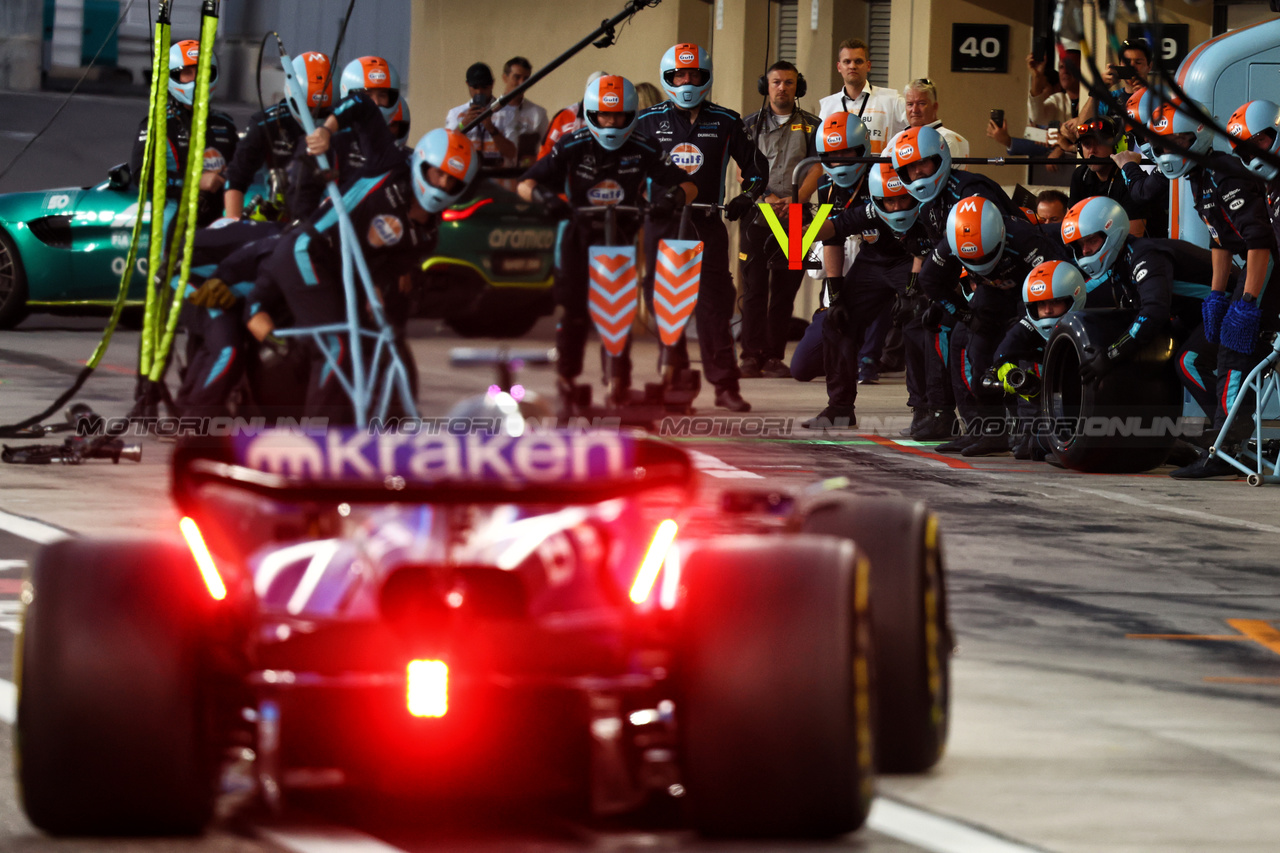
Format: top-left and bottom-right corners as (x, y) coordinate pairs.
(445, 61), (516, 168)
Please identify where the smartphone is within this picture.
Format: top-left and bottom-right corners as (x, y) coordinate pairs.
(470, 93), (488, 108)
(990, 109), (1004, 126)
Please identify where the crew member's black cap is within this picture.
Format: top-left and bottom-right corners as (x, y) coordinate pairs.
(466, 62), (494, 87)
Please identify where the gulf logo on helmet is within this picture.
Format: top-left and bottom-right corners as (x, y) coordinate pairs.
(959, 242), (979, 256)
(1028, 279), (1048, 297)
(676, 45), (698, 66)
(602, 92), (620, 108)
(885, 176), (905, 193)
(826, 132), (844, 149)
(368, 69), (387, 84)
(897, 143), (915, 161)
(1062, 221), (1077, 239)
(587, 179), (624, 206)
(671, 142), (703, 174)
(1229, 122), (1247, 138)
(186, 46), (200, 61)
(367, 214), (404, 248)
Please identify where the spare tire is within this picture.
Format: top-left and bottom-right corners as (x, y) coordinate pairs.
(1041, 310), (1182, 472)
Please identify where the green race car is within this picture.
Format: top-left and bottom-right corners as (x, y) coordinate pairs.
(0, 167), (556, 337)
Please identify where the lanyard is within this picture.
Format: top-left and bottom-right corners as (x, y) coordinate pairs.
(841, 88), (871, 118)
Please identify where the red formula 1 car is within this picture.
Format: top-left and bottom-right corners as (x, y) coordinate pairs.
(16, 427), (951, 837)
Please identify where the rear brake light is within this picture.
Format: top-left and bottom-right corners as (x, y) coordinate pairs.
(629, 519), (678, 604)
(407, 659), (448, 717)
(179, 516), (227, 601)
(441, 198), (494, 221)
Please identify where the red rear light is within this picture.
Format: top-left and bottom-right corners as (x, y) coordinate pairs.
(441, 198), (494, 221)
(629, 519), (678, 604)
(407, 659), (448, 717)
(179, 516), (227, 601)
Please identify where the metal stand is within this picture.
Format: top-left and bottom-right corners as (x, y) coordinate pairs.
(1210, 334), (1280, 486)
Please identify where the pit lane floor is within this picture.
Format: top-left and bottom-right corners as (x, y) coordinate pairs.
(1, 314), (1279, 853)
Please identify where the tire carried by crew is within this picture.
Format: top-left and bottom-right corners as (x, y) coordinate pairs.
(679, 535), (875, 837)
(17, 539), (232, 835)
(1040, 310), (1183, 473)
(799, 494), (952, 772)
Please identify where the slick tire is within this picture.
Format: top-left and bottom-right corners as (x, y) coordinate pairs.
(17, 539), (220, 835)
(1041, 310), (1182, 473)
(0, 227), (30, 329)
(800, 496), (951, 773)
(680, 535), (874, 837)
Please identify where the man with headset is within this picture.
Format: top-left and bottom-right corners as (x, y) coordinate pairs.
(739, 60), (822, 379)
(817, 38), (906, 156)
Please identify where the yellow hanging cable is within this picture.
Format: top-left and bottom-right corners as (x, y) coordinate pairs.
(140, 2), (173, 375)
(150, 2), (219, 382)
(88, 0), (169, 372)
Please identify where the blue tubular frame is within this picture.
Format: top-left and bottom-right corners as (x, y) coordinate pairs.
(273, 44), (419, 426)
(1210, 334), (1280, 485)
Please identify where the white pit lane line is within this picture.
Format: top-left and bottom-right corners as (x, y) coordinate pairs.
(0, 509), (69, 545)
(258, 826), (411, 853)
(867, 798), (1054, 853)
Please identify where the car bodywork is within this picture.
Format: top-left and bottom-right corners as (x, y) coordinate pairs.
(0, 170), (556, 335)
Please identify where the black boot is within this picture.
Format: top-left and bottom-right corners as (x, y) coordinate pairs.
(901, 406), (930, 437)
(801, 406), (855, 429)
(961, 433), (1011, 457)
(914, 409), (958, 441)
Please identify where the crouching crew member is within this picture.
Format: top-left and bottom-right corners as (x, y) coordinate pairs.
(517, 75), (697, 411)
(246, 92), (478, 422)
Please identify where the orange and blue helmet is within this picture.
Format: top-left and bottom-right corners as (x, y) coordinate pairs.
(816, 113), (869, 189)
(1148, 99), (1213, 179)
(1226, 100), (1280, 182)
(867, 162), (919, 233)
(659, 43), (712, 109)
(284, 51), (332, 122)
(1022, 260), (1086, 339)
(584, 75), (638, 151)
(946, 196), (1006, 277)
(168, 39), (218, 106)
(411, 128), (478, 213)
(340, 56), (401, 123)
(1061, 196), (1129, 279)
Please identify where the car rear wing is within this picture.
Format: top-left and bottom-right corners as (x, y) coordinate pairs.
(172, 427), (696, 513)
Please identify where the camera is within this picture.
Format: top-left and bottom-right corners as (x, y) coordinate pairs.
(1111, 63), (1137, 80)
(990, 109), (1004, 126)
(470, 92), (489, 108)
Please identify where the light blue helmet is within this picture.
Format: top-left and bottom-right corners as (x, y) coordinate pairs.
(816, 113), (869, 189)
(411, 128), (478, 213)
(1022, 260), (1086, 339)
(867, 162), (920, 233)
(584, 75), (638, 151)
(1124, 87), (1157, 161)
(168, 39), (218, 106)
(340, 56), (401, 123)
(891, 124), (952, 204)
(946, 196), (1006, 277)
(1227, 99), (1280, 183)
(659, 43), (712, 109)
(1148, 99), (1213, 180)
(1061, 196), (1129, 279)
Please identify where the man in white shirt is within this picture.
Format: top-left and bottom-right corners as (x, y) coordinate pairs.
(490, 56), (548, 171)
(903, 78), (968, 164)
(817, 38), (906, 156)
(444, 62), (514, 169)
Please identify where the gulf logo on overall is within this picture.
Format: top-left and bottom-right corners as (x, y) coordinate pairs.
(368, 214), (404, 247)
(670, 143), (703, 175)
(587, 180), (624, 206)
(588, 246), (638, 354)
(202, 148), (226, 173)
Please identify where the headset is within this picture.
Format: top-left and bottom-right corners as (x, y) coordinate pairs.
(758, 65), (807, 99)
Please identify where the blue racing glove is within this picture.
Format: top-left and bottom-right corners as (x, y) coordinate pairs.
(1219, 297), (1262, 355)
(1201, 289), (1230, 344)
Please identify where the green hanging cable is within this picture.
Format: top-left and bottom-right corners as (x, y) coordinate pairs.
(140, 0), (173, 375)
(87, 0), (169, 373)
(150, 0), (218, 383)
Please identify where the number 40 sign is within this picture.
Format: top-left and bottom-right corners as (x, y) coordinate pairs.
(951, 23), (1009, 74)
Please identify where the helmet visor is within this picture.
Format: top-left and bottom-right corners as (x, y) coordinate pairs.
(662, 68), (709, 88)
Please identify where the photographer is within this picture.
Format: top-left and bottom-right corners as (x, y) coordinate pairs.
(987, 50), (1082, 170)
(445, 62), (516, 168)
(1081, 39), (1151, 122)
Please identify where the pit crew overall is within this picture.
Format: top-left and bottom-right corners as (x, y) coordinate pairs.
(633, 100), (768, 394)
(224, 100), (310, 221)
(130, 101), (239, 229)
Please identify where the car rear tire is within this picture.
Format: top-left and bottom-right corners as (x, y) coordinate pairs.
(17, 538), (221, 835)
(1041, 310), (1183, 472)
(680, 535), (875, 837)
(800, 496), (951, 773)
(0, 227), (30, 329)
